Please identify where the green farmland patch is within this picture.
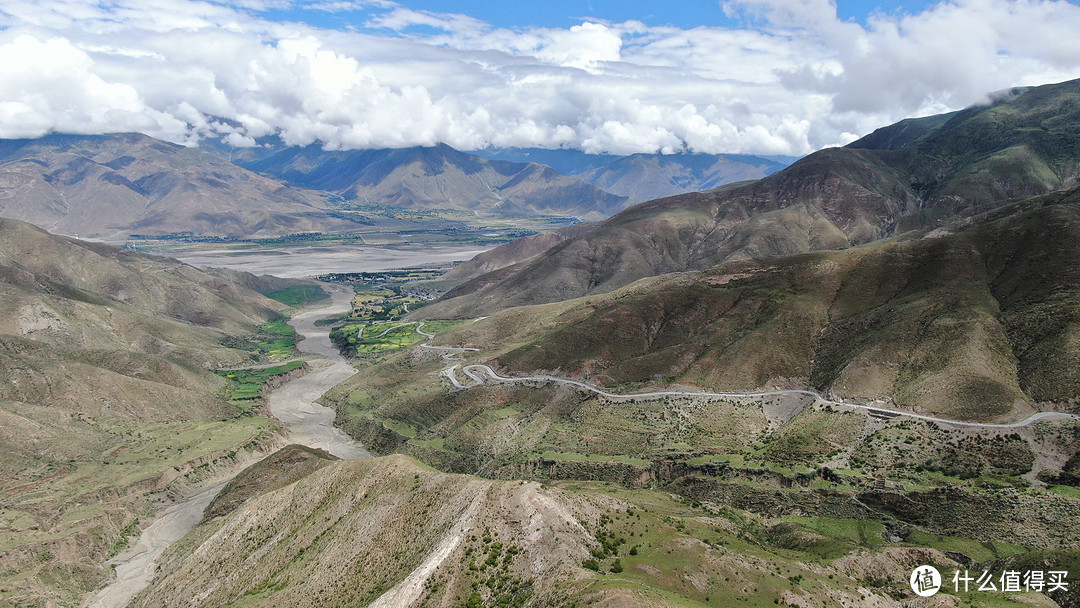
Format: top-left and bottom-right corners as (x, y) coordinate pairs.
(263, 285), (330, 307)
(216, 360), (307, 411)
(256, 320), (298, 359)
(330, 320), (468, 358)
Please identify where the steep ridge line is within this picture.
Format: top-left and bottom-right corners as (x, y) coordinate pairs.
(417, 324), (1080, 430)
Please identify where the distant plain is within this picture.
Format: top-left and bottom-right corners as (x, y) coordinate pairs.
(173, 243), (494, 277)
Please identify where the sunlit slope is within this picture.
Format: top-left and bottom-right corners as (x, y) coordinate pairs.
(425, 189), (1080, 421)
(0, 133), (359, 239)
(133, 454), (943, 608)
(0, 217), (285, 423)
(0, 217), (287, 606)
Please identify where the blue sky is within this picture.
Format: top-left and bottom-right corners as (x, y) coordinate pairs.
(268, 0), (947, 31)
(1, 0), (1080, 154)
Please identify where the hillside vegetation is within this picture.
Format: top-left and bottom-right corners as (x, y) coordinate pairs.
(318, 191), (1080, 571)
(131, 453), (1073, 608)
(482, 189), (1080, 420)
(0, 218), (289, 606)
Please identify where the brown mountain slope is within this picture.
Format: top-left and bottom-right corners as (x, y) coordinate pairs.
(441, 222), (593, 281)
(0, 217), (287, 606)
(419, 78), (1080, 318)
(240, 144), (630, 220)
(413, 151), (921, 318)
(0, 217), (284, 334)
(0, 133), (363, 240)
(133, 454), (914, 608)
(427, 188), (1080, 421)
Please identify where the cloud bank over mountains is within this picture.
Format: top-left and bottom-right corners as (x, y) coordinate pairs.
(2, 0), (1080, 155)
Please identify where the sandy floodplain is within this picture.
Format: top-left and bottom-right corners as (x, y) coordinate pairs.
(174, 243), (492, 277)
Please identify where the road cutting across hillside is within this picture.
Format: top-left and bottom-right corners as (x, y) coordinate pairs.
(422, 324), (1080, 431)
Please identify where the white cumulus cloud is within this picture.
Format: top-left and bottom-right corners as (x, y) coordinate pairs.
(0, 0), (1078, 154)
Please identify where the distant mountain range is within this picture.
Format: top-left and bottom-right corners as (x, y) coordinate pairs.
(234, 143), (630, 220)
(0, 133), (359, 240)
(476, 147), (791, 201)
(0, 134), (797, 239)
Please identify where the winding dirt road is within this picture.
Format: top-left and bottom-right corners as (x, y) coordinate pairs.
(83, 283), (367, 608)
(425, 322), (1080, 430)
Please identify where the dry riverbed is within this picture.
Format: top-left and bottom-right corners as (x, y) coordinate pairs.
(175, 244), (491, 278)
(83, 283), (368, 607)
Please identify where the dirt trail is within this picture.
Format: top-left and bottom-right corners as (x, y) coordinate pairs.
(451, 364), (1080, 430)
(367, 489), (485, 608)
(83, 283), (367, 607)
